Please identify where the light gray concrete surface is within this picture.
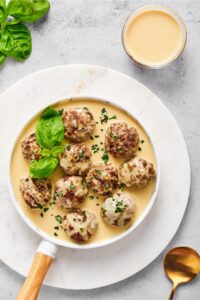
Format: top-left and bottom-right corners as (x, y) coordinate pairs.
(0, 0), (200, 299)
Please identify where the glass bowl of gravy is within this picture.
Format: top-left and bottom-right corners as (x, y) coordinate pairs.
(122, 5), (187, 69)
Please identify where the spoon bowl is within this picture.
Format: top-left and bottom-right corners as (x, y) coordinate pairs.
(164, 247), (200, 300)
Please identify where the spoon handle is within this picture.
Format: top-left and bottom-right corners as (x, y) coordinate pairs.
(169, 285), (177, 300)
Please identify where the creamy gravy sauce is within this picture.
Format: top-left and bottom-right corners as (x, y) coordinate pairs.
(10, 98), (156, 244)
(123, 10), (182, 65)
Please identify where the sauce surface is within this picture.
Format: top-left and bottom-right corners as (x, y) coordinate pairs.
(10, 98), (156, 244)
(123, 10), (183, 66)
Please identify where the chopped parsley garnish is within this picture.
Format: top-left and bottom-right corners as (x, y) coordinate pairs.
(115, 201), (124, 213)
(101, 129), (104, 132)
(100, 108), (117, 124)
(100, 142), (103, 145)
(94, 135), (100, 138)
(80, 228), (84, 232)
(43, 207), (49, 212)
(141, 140), (145, 144)
(115, 207), (124, 213)
(81, 180), (86, 189)
(89, 195), (94, 200)
(101, 208), (107, 216)
(90, 136), (94, 140)
(116, 147), (123, 152)
(96, 203), (99, 206)
(66, 144), (71, 151)
(105, 184), (110, 190)
(96, 169), (103, 175)
(119, 183), (126, 191)
(91, 144), (100, 153)
(101, 152), (109, 163)
(96, 121), (99, 124)
(34, 203), (43, 209)
(109, 132), (119, 140)
(78, 151), (85, 159)
(40, 212), (44, 218)
(53, 192), (63, 201)
(69, 182), (75, 189)
(83, 107), (88, 110)
(138, 147), (142, 151)
(58, 109), (64, 116)
(55, 215), (63, 224)
(54, 232), (58, 236)
(54, 226), (59, 230)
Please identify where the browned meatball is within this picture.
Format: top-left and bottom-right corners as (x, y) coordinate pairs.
(86, 163), (118, 196)
(21, 133), (41, 161)
(119, 156), (155, 189)
(101, 192), (136, 227)
(60, 144), (92, 176)
(19, 176), (51, 208)
(62, 209), (98, 242)
(62, 107), (96, 142)
(104, 122), (139, 158)
(54, 176), (88, 209)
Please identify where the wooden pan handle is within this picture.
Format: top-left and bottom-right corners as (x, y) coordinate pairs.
(16, 241), (58, 300)
(16, 252), (53, 300)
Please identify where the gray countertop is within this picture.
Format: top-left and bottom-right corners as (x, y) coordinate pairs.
(0, 0), (200, 299)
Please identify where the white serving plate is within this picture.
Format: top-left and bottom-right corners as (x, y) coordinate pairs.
(0, 64), (190, 289)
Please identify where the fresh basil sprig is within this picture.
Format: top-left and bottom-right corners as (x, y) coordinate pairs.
(30, 157), (58, 179)
(30, 107), (65, 179)
(0, 0), (7, 24)
(0, 0), (50, 65)
(7, 0), (50, 23)
(0, 20), (32, 61)
(0, 50), (6, 64)
(40, 145), (65, 158)
(36, 107), (64, 149)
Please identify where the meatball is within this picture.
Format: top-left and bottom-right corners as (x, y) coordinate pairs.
(101, 192), (136, 227)
(62, 209), (98, 242)
(104, 122), (139, 158)
(19, 176), (51, 208)
(119, 156), (155, 189)
(21, 133), (41, 161)
(62, 107), (96, 142)
(54, 176), (88, 209)
(60, 144), (92, 176)
(86, 163), (118, 196)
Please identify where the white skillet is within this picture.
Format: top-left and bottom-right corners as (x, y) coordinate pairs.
(8, 96), (160, 299)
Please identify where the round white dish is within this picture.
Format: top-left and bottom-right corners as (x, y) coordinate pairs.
(0, 64), (190, 289)
(8, 95), (160, 250)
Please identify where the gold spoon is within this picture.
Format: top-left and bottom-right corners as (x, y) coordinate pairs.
(164, 247), (200, 300)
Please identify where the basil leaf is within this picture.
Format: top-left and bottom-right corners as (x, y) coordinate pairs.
(41, 106), (58, 119)
(36, 107), (64, 149)
(51, 145), (65, 157)
(40, 148), (51, 157)
(0, 0), (7, 24)
(30, 157), (58, 178)
(7, 0), (50, 23)
(0, 51), (6, 64)
(0, 21), (32, 61)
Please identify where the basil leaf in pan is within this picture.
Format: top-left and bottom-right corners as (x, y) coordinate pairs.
(0, 0), (7, 24)
(7, 0), (50, 23)
(0, 20), (32, 61)
(51, 145), (65, 158)
(0, 51), (6, 64)
(30, 157), (58, 179)
(36, 107), (64, 149)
